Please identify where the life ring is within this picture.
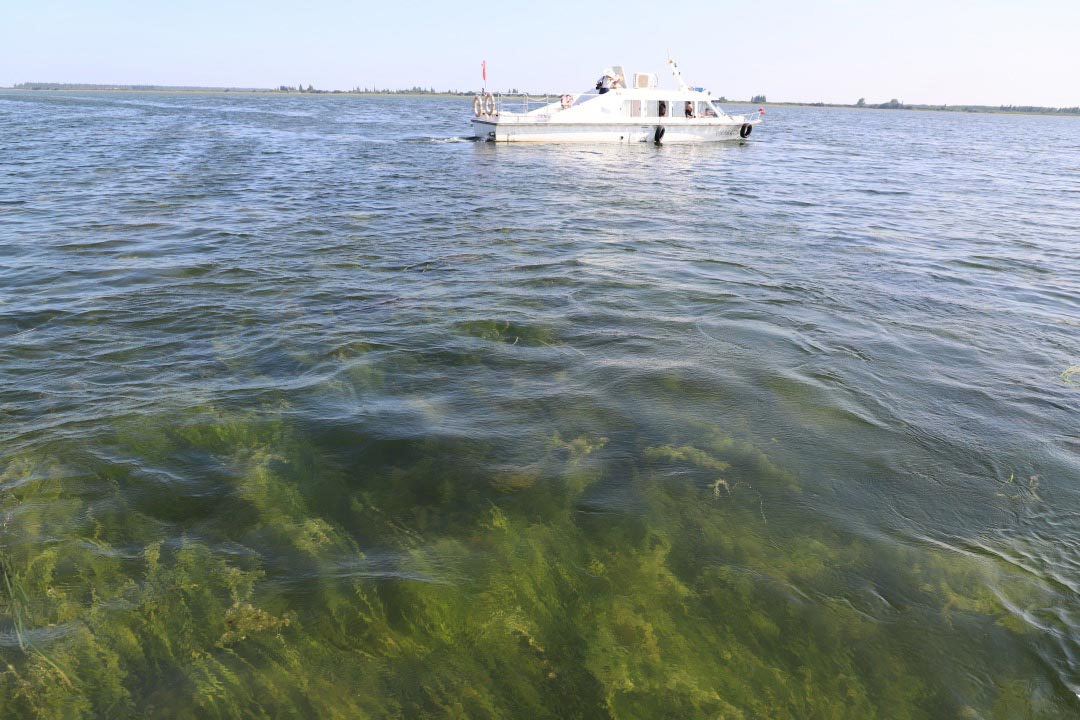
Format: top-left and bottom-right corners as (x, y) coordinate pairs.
(482, 93), (496, 116)
(472, 95), (483, 116)
(739, 123), (752, 138)
(654, 125), (665, 145)
(560, 94), (573, 110)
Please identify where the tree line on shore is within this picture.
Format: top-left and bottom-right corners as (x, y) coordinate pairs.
(7, 82), (1078, 114)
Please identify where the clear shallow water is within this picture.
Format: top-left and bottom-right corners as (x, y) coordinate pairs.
(1, 91), (1078, 718)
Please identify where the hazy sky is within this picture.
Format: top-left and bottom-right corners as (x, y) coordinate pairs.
(2, 0), (1078, 106)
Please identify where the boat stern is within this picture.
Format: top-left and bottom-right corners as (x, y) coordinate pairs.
(470, 117), (497, 142)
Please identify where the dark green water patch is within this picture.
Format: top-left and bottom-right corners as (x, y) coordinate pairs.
(454, 319), (561, 347)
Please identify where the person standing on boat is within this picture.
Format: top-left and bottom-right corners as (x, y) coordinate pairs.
(685, 101), (695, 118)
(596, 68), (620, 94)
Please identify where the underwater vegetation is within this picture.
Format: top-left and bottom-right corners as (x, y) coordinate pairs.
(0, 405), (1067, 719)
(5, 81), (1080, 720)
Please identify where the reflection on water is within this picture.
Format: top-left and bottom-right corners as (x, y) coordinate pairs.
(1, 91), (1078, 717)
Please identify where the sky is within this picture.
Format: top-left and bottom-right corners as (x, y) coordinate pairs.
(2, 0), (1078, 107)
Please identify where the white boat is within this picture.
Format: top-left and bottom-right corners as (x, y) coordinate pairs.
(470, 60), (763, 144)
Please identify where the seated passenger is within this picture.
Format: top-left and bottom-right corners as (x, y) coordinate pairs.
(658, 100), (668, 117)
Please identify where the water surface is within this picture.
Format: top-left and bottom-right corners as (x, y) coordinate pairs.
(1, 91), (1078, 718)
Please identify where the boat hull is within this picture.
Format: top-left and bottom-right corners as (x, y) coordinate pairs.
(471, 118), (759, 143)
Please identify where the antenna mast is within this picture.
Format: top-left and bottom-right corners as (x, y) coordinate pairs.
(668, 58), (689, 92)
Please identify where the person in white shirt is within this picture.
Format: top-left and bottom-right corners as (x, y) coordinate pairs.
(596, 68), (623, 94)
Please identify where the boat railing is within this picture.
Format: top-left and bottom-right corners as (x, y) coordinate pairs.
(474, 90), (603, 120)
(493, 93), (562, 116)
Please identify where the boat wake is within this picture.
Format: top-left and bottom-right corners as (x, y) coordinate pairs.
(405, 135), (481, 144)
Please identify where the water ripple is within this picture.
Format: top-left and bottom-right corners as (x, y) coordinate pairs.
(1, 91), (1078, 715)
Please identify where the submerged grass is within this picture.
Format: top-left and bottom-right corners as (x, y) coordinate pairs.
(0, 405), (1069, 718)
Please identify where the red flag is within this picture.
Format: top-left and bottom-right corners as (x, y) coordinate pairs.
(482, 61), (487, 83)
(759, 107), (765, 114)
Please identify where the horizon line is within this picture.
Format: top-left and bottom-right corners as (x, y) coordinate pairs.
(3, 83), (1078, 112)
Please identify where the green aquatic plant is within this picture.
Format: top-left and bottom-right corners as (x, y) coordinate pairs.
(454, 319), (559, 347)
(0, 406), (1072, 718)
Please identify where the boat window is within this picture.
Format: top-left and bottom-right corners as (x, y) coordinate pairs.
(697, 101), (714, 117)
(657, 100), (668, 118)
(626, 100), (641, 117)
(634, 73), (658, 89)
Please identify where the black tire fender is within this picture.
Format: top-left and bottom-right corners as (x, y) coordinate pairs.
(654, 125), (666, 145)
(739, 123), (752, 138)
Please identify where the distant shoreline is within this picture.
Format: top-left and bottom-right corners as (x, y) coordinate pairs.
(759, 101), (1080, 118)
(0, 86), (468, 98)
(2, 86), (1076, 117)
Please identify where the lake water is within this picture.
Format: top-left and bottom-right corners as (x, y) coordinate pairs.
(1, 91), (1078, 718)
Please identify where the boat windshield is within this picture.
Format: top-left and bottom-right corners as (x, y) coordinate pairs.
(572, 90), (599, 107)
